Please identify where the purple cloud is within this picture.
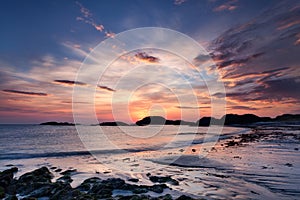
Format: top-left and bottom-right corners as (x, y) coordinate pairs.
(206, 1), (300, 104)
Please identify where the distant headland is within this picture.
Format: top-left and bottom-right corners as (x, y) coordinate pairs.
(40, 113), (300, 127)
(40, 121), (75, 126)
(99, 121), (129, 126)
(135, 116), (195, 126)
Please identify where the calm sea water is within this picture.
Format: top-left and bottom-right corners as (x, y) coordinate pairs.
(0, 124), (245, 161)
(1, 124), (299, 199)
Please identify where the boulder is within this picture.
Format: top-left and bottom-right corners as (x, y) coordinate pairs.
(0, 167), (18, 190)
(149, 175), (179, 185)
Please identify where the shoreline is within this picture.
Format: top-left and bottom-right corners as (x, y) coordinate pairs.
(1, 125), (299, 199)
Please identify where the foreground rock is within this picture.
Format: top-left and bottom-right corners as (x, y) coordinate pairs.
(0, 167), (18, 198)
(149, 175), (179, 186)
(0, 167), (197, 200)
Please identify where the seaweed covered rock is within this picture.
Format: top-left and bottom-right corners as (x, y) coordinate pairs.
(0, 167), (196, 200)
(0, 167), (18, 190)
(149, 175), (179, 186)
(18, 167), (53, 184)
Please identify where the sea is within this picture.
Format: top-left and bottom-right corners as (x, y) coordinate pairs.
(0, 124), (299, 199)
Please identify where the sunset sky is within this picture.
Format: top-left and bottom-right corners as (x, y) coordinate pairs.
(0, 0), (299, 124)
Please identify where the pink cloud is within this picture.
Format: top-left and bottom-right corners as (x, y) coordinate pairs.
(105, 31), (115, 38)
(213, 0), (238, 12)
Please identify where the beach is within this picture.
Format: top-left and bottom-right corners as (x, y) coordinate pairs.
(0, 123), (299, 199)
(1, 0), (300, 199)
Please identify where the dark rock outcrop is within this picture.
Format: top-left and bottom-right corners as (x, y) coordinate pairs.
(197, 114), (273, 126)
(16, 166), (54, 196)
(197, 117), (220, 126)
(0, 167), (18, 196)
(166, 120), (195, 126)
(274, 114), (300, 122)
(222, 114), (267, 125)
(40, 122), (75, 126)
(0, 167), (193, 200)
(136, 116), (166, 126)
(149, 175), (179, 186)
(196, 113), (300, 127)
(136, 116), (195, 126)
(99, 121), (129, 126)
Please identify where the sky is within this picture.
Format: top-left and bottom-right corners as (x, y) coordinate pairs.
(0, 0), (299, 124)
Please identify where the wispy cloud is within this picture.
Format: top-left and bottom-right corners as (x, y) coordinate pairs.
(213, 0), (238, 12)
(174, 0), (187, 5)
(0, 56), (85, 123)
(2, 89), (48, 96)
(229, 106), (258, 111)
(175, 106), (211, 109)
(105, 31), (115, 38)
(98, 85), (116, 92)
(77, 1), (91, 18)
(135, 52), (160, 63)
(76, 1), (114, 37)
(54, 79), (87, 86)
(277, 19), (300, 30)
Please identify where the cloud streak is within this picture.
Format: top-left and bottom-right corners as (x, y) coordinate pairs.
(176, 106), (211, 109)
(2, 89), (48, 96)
(229, 106), (258, 111)
(98, 85), (116, 92)
(54, 79), (87, 86)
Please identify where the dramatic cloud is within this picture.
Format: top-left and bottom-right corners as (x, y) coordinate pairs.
(252, 77), (300, 101)
(2, 89), (48, 96)
(215, 52), (264, 69)
(223, 67), (289, 79)
(212, 92), (245, 99)
(54, 80), (87, 86)
(135, 52), (160, 63)
(214, 76), (300, 102)
(208, 0), (300, 108)
(98, 85), (116, 92)
(1, 1), (299, 123)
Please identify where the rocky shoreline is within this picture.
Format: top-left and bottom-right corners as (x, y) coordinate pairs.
(0, 166), (196, 200)
(2, 125), (299, 199)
